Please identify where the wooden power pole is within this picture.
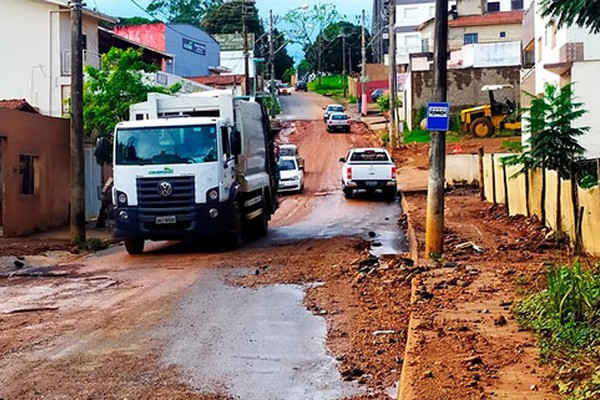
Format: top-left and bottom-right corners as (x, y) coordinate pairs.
(360, 9), (367, 116)
(70, 0), (86, 245)
(269, 9), (276, 117)
(242, 1), (250, 95)
(388, 0), (398, 146)
(425, 0), (449, 258)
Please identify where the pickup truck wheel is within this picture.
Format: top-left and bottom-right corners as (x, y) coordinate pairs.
(124, 238), (144, 255)
(343, 187), (353, 199)
(386, 188), (397, 202)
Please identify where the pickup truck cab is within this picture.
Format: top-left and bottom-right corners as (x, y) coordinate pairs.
(326, 112), (351, 133)
(339, 148), (397, 200)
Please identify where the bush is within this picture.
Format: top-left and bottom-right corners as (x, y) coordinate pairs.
(516, 262), (600, 398)
(377, 93), (390, 114)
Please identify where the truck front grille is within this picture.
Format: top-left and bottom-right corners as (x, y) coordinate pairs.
(136, 176), (195, 230)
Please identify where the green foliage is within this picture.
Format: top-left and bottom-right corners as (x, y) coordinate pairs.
(540, 0), (600, 33)
(502, 83), (589, 181)
(502, 140), (523, 153)
(304, 21), (372, 74)
(282, 67), (296, 83)
(450, 114), (461, 133)
(414, 106), (427, 129)
(380, 130), (390, 146)
(115, 17), (159, 27)
(297, 60), (313, 78)
(261, 94), (281, 116)
(377, 93), (390, 114)
(201, 1), (262, 34)
(83, 48), (180, 142)
(347, 96), (358, 104)
(515, 261), (600, 398)
(147, 0), (222, 25)
(307, 75), (345, 95)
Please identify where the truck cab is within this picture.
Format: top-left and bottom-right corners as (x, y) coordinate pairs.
(112, 91), (278, 254)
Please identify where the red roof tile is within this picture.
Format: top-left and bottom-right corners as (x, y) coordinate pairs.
(0, 99), (38, 113)
(449, 10), (525, 27)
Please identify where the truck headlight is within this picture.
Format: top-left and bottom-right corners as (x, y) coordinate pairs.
(292, 176), (299, 181)
(207, 189), (219, 201)
(117, 192), (128, 205)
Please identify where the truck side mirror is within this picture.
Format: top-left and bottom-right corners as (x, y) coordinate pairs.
(94, 136), (112, 165)
(339, 157), (346, 163)
(231, 129), (242, 156)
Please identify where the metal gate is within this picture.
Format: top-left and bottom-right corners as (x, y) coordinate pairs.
(84, 148), (102, 220)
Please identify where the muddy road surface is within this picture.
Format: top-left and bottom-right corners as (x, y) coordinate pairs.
(0, 93), (408, 400)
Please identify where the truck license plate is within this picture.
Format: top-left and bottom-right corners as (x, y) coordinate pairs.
(156, 215), (177, 225)
(365, 181), (378, 186)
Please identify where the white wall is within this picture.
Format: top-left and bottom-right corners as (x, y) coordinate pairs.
(220, 50), (255, 76)
(572, 62), (600, 160)
(0, 0), (104, 117)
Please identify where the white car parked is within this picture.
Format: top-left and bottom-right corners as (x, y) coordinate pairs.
(278, 156), (304, 193)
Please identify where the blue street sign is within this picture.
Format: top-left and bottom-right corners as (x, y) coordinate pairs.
(426, 102), (450, 131)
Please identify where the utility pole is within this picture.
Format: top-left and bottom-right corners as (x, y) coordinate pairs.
(425, 0), (449, 258)
(361, 9), (367, 117)
(242, 1), (250, 96)
(318, 34), (322, 86)
(388, 0), (398, 146)
(269, 9), (276, 117)
(70, 0), (85, 245)
(342, 34), (347, 97)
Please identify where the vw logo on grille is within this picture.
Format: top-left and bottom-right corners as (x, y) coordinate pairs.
(157, 181), (173, 197)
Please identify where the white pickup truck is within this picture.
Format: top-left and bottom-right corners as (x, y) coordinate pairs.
(339, 148), (397, 200)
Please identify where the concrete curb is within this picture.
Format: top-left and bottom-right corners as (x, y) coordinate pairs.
(397, 193), (421, 400)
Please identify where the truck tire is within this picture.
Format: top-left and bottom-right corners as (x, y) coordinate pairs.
(124, 238), (144, 255)
(470, 117), (494, 138)
(226, 212), (243, 249)
(343, 187), (353, 199)
(248, 208), (269, 238)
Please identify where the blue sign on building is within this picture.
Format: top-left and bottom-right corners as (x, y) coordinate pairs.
(426, 102), (450, 131)
(182, 38), (206, 56)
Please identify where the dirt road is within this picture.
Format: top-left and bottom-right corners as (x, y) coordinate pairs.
(0, 93), (409, 399)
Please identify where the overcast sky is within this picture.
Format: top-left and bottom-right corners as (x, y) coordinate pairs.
(93, 0), (366, 61)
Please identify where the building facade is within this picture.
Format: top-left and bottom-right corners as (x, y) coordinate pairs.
(114, 23), (221, 78)
(521, 0), (600, 160)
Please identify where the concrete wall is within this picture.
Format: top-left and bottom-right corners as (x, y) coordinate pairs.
(410, 66), (520, 119)
(0, 109), (70, 236)
(572, 62), (600, 160)
(481, 154), (600, 256)
(446, 154), (479, 185)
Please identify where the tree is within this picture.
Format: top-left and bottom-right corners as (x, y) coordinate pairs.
(146, 0), (222, 26)
(83, 48), (180, 142)
(273, 29), (295, 80)
(304, 21), (372, 74)
(115, 16), (159, 27)
(540, 0), (600, 33)
(201, 1), (262, 35)
(504, 83), (588, 180)
(283, 3), (341, 75)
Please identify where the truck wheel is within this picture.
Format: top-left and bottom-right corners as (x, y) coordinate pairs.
(249, 208), (269, 238)
(343, 187), (353, 199)
(124, 238), (144, 255)
(226, 213), (243, 249)
(470, 117), (494, 138)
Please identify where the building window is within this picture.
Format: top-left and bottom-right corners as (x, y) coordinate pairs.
(511, 0), (524, 10)
(404, 7), (418, 19)
(422, 38), (430, 53)
(487, 1), (500, 12)
(537, 37), (542, 61)
(20, 155), (38, 195)
(429, 5), (435, 17)
(500, 31), (506, 38)
(464, 33), (479, 44)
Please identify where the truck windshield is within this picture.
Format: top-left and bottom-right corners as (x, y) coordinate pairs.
(115, 124), (218, 165)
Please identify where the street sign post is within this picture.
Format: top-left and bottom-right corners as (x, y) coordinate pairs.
(426, 102), (450, 131)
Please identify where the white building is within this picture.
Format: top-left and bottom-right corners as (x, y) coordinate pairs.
(521, 0), (600, 159)
(0, 0), (114, 117)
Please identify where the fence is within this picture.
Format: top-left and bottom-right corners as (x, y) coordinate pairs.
(481, 153), (600, 257)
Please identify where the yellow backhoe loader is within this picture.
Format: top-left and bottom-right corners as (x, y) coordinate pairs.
(460, 84), (521, 137)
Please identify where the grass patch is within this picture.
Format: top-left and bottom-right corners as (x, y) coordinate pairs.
(402, 129), (461, 144)
(502, 140), (523, 153)
(308, 75), (345, 96)
(515, 261), (600, 399)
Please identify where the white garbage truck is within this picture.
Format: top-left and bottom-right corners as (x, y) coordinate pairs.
(110, 90), (279, 254)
